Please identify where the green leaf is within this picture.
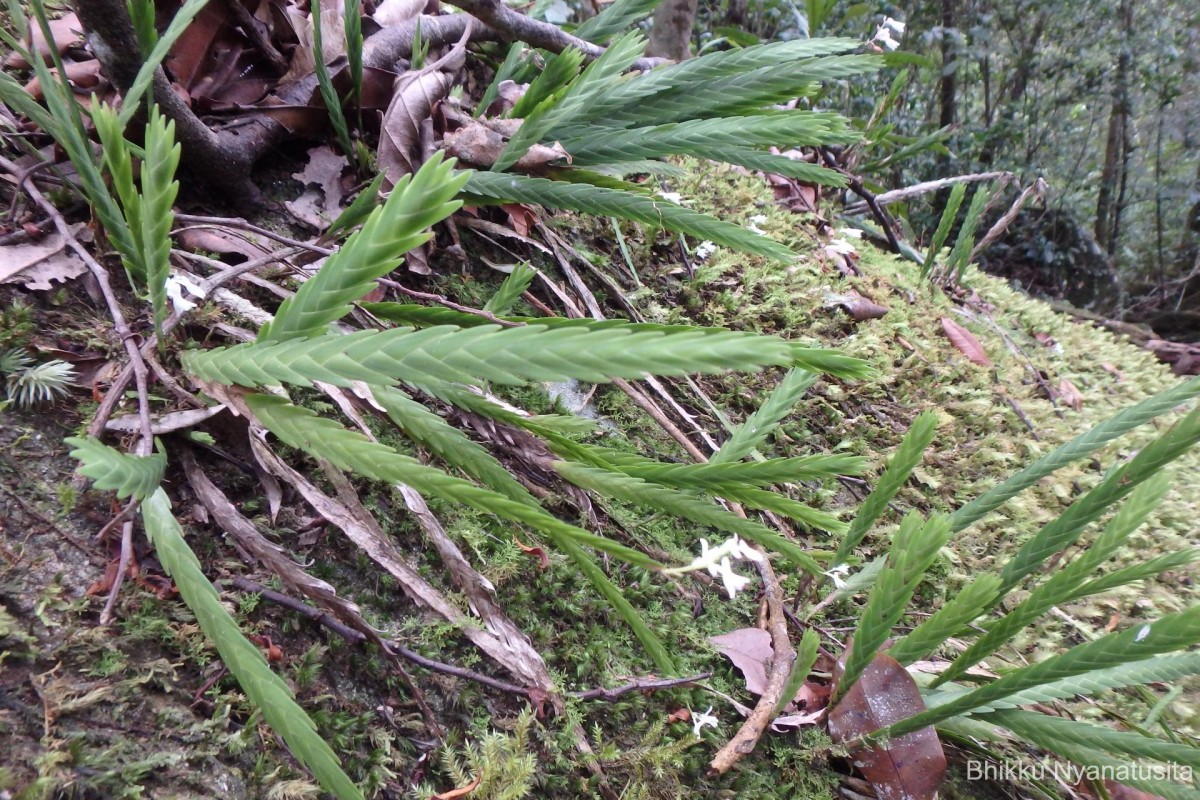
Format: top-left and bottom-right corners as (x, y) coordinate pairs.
(932, 473), (1174, 685)
(186, 321), (871, 391)
(718, 485), (847, 535)
(558, 112), (860, 166)
(886, 574), (1002, 665)
(711, 369), (817, 463)
(982, 709), (1200, 771)
(949, 376), (1200, 534)
(944, 182), (994, 284)
(884, 602), (1200, 740)
(836, 513), (951, 700)
(835, 411), (939, 566)
(483, 263), (537, 315)
(574, 0), (662, 42)
(118, 0), (211, 124)
(776, 628), (820, 716)
(925, 652), (1200, 713)
(373, 385), (533, 505)
(555, 462), (825, 576)
(586, 445), (866, 491)
(695, 146), (848, 186)
(477, 43), (528, 118)
(464, 171), (798, 261)
(260, 154), (468, 343)
(244, 394), (673, 671)
(310, 0), (355, 160)
(508, 47), (583, 119)
(922, 182), (966, 279)
(66, 437), (166, 501)
(141, 490), (364, 800)
(996, 406), (1200, 594)
(141, 107), (182, 347)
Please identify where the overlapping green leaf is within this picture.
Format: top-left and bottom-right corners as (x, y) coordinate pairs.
(712, 369), (818, 463)
(464, 171), (798, 261)
(141, 490), (363, 800)
(66, 437), (166, 501)
(259, 154), (468, 343)
(186, 320), (871, 391)
(574, 0), (662, 42)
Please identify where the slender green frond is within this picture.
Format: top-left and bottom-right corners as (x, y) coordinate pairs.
(559, 38), (860, 128)
(555, 462), (825, 576)
(933, 474), (1173, 686)
(696, 146), (847, 185)
(118, 0), (211, 124)
(718, 486), (847, 535)
(260, 154), (468, 343)
(141, 107), (182, 346)
(246, 395), (656, 569)
(776, 628), (821, 715)
(187, 321), (871, 391)
(66, 437), (166, 500)
(1072, 550), (1199, 597)
(836, 513), (952, 700)
(373, 385), (533, 505)
(477, 43), (527, 117)
(558, 112), (860, 166)
(509, 47), (583, 119)
(311, 0), (355, 159)
(925, 652), (1200, 714)
(588, 446), (866, 491)
(835, 411), (939, 566)
(996, 407), (1200, 594)
(483, 263), (537, 314)
(883, 603), (1200, 739)
(886, 574), (1003, 665)
(245, 395), (672, 669)
(344, 0), (363, 110)
(464, 171), (798, 261)
(556, 55), (880, 134)
(712, 369), (817, 463)
(944, 183), (994, 283)
(983, 709), (1200, 771)
(574, 0), (662, 42)
(949, 376), (1200, 533)
(92, 103), (147, 284)
(922, 182), (966, 279)
(141, 490), (364, 800)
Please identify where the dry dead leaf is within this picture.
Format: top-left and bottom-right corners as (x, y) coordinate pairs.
(105, 405), (228, 435)
(828, 653), (947, 800)
(710, 628), (772, 696)
(941, 317), (993, 367)
(824, 291), (889, 322)
(0, 228), (87, 290)
(433, 772), (482, 800)
(513, 535), (550, 569)
(379, 70), (456, 187)
(175, 227), (272, 263)
(666, 707), (692, 724)
(1058, 378), (1084, 411)
(4, 12), (83, 68)
(443, 119), (569, 172)
(285, 145), (349, 230)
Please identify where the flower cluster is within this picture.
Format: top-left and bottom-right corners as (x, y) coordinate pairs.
(872, 17), (906, 51)
(664, 535), (764, 599)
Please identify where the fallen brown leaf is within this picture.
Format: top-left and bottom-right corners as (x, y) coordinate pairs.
(4, 12), (83, 68)
(1058, 378), (1084, 411)
(941, 317), (992, 367)
(709, 627), (772, 696)
(513, 535), (550, 569)
(828, 653), (947, 800)
(666, 707), (692, 724)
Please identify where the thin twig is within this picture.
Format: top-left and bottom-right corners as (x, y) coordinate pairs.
(709, 554), (794, 775)
(174, 215), (334, 256)
(843, 171), (1013, 215)
(377, 278), (522, 326)
(819, 148), (903, 255)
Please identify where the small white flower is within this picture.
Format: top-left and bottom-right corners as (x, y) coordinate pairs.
(872, 18), (904, 50)
(838, 227), (864, 239)
(658, 192), (684, 204)
(165, 274), (207, 314)
(1135, 625), (1151, 643)
(695, 240), (717, 261)
(748, 214), (768, 224)
(692, 706), (719, 736)
(824, 564), (851, 590)
(825, 238), (857, 256)
(716, 557), (752, 599)
(873, 29), (900, 50)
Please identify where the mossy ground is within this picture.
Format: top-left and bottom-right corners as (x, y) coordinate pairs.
(1, 158), (1197, 799)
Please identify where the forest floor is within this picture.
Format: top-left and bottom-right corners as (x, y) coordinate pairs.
(2, 155), (1198, 800)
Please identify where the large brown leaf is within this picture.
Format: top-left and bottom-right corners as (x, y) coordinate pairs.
(941, 317), (993, 367)
(827, 653), (947, 800)
(710, 628), (773, 696)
